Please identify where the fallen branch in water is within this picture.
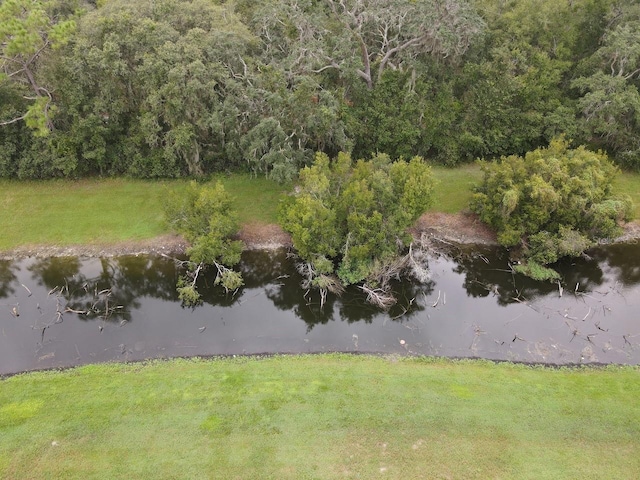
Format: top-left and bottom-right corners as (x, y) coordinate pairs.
(359, 285), (396, 310)
(432, 290), (441, 308)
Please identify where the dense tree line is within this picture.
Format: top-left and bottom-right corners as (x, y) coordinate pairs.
(1, 0), (639, 178)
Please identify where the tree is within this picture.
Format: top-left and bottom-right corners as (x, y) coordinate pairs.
(0, 0), (79, 135)
(54, 0), (257, 176)
(572, 0), (640, 168)
(247, 0), (484, 89)
(470, 138), (632, 280)
(279, 151), (434, 307)
(163, 182), (244, 305)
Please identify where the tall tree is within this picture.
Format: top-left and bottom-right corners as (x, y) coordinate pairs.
(0, 0), (79, 135)
(247, 0), (484, 89)
(573, 1), (640, 168)
(54, 0), (257, 176)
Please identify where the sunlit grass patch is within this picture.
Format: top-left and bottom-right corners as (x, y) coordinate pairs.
(429, 163), (483, 213)
(0, 356), (638, 479)
(0, 175), (288, 250)
(613, 169), (640, 219)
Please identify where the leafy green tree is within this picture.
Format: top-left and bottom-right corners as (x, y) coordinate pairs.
(572, 1), (640, 168)
(53, 0), (257, 176)
(279, 151), (434, 307)
(237, 74), (350, 183)
(471, 138), (632, 280)
(0, 0), (80, 135)
(163, 182), (244, 305)
(249, 0), (484, 90)
(345, 70), (430, 161)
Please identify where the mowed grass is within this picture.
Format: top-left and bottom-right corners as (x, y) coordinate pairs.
(0, 355), (638, 480)
(429, 163), (483, 213)
(0, 165), (638, 250)
(0, 175), (288, 250)
(613, 169), (640, 218)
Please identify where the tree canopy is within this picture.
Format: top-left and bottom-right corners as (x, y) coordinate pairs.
(470, 138), (632, 280)
(279, 151), (434, 306)
(1, 0), (640, 176)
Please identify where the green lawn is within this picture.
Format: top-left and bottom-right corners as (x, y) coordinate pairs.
(0, 165), (637, 250)
(0, 175), (288, 250)
(429, 163), (483, 213)
(0, 355), (638, 479)
(613, 169), (640, 218)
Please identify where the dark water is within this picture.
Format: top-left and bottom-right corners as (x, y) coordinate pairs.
(1, 244), (639, 374)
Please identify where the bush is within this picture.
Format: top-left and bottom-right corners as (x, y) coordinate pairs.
(163, 181), (244, 304)
(279, 152), (434, 306)
(471, 138), (633, 279)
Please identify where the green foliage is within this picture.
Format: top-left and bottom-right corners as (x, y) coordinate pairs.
(2, 0), (640, 178)
(471, 138), (633, 279)
(163, 181), (243, 304)
(279, 152), (434, 291)
(0, 0), (81, 135)
(346, 71), (430, 161)
(513, 261), (561, 282)
(572, 0), (640, 168)
(52, 0), (258, 177)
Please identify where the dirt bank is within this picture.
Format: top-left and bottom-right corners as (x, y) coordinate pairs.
(1, 214), (638, 259)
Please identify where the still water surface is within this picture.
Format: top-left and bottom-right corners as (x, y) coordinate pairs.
(1, 244), (639, 374)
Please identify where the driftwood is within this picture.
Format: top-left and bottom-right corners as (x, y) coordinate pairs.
(359, 285), (396, 309)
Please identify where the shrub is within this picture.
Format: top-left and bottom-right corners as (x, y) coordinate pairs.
(471, 138), (632, 279)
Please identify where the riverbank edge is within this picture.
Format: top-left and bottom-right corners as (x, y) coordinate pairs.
(1, 212), (638, 259)
(2, 351), (637, 380)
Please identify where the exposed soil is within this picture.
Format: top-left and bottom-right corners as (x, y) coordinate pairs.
(236, 222), (293, 250)
(1, 214), (639, 259)
(412, 211), (498, 246)
(0, 234), (189, 260)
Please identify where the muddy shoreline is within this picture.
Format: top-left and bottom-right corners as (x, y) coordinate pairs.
(0, 212), (638, 259)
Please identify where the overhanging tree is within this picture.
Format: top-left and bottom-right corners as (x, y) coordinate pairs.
(163, 181), (244, 306)
(471, 138), (632, 281)
(279, 151), (434, 307)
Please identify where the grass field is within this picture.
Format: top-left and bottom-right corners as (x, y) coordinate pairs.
(0, 165), (637, 250)
(613, 169), (640, 218)
(0, 175), (288, 250)
(429, 163), (483, 213)
(0, 355), (638, 479)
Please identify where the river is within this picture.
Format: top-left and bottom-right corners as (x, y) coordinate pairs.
(1, 243), (639, 374)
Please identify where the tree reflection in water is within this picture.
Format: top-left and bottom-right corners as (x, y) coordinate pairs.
(259, 250), (433, 330)
(452, 245), (608, 306)
(27, 256), (179, 323)
(0, 260), (18, 299)
(2, 242), (640, 373)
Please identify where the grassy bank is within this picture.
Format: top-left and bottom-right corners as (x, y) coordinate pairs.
(0, 166), (638, 250)
(0, 175), (288, 250)
(0, 355), (638, 479)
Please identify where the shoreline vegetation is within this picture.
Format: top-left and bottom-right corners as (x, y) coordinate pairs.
(1, 167), (640, 259)
(1, 355), (638, 479)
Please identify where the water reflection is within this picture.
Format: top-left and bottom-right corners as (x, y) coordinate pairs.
(26, 256), (179, 323)
(0, 260), (17, 298)
(451, 245), (612, 306)
(0, 244), (639, 374)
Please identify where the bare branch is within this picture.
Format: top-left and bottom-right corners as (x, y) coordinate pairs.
(0, 113), (27, 126)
